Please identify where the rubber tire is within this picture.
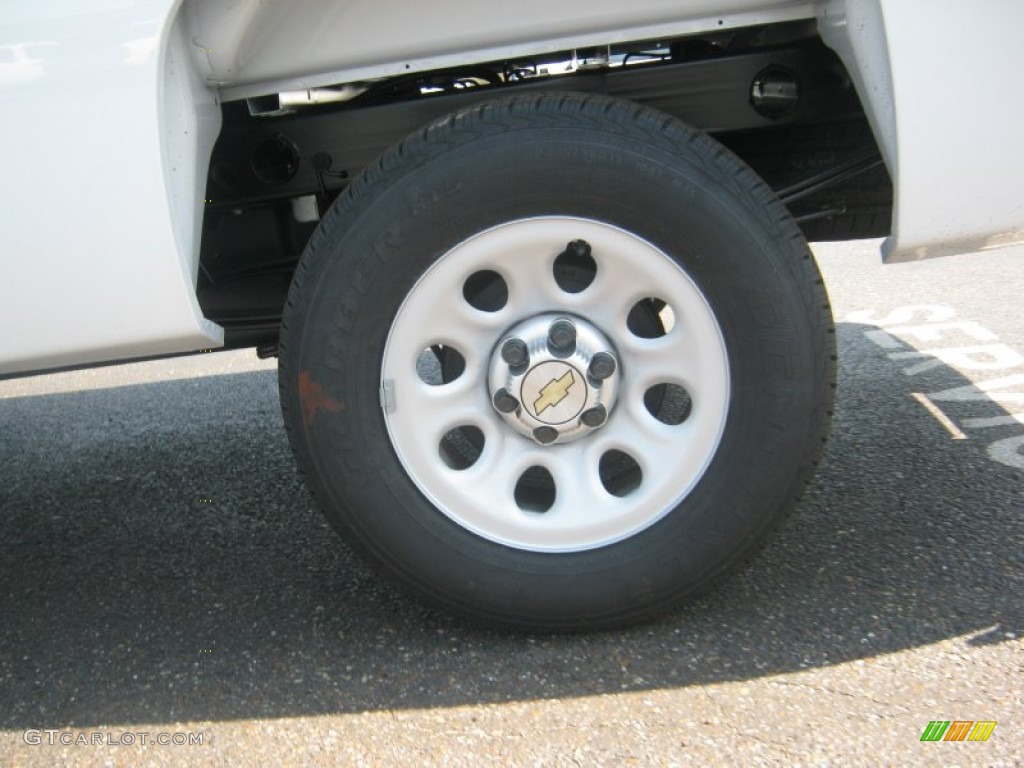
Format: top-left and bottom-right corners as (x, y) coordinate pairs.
(279, 93), (835, 631)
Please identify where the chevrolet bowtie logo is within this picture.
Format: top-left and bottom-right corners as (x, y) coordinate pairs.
(534, 370), (576, 415)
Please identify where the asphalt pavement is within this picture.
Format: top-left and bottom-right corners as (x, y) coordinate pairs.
(0, 239), (1021, 766)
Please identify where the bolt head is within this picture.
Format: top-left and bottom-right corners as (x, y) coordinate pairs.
(533, 426), (559, 445)
(588, 352), (617, 381)
(548, 319), (577, 353)
(492, 388), (519, 414)
(501, 338), (529, 367)
(580, 404), (608, 428)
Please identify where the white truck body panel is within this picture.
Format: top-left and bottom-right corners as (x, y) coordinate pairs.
(820, 0), (1024, 262)
(0, 0), (1020, 375)
(187, 0), (815, 100)
(0, 1), (221, 375)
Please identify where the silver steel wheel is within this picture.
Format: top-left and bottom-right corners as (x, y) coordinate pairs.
(381, 216), (730, 552)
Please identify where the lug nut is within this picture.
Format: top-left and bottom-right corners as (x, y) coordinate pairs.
(533, 426), (559, 445)
(567, 239), (591, 258)
(547, 319), (576, 354)
(501, 338), (529, 367)
(588, 352), (617, 381)
(580, 404), (608, 428)
(492, 388), (519, 414)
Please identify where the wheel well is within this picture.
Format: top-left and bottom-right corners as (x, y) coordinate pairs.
(197, 20), (890, 352)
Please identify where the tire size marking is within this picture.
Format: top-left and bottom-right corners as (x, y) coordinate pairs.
(846, 304), (1024, 470)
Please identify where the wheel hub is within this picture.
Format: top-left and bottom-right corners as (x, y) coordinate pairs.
(488, 313), (619, 445)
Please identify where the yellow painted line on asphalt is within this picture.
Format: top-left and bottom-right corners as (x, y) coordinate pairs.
(911, 392), (968, 440)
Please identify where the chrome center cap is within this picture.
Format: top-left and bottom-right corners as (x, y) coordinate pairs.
(488, 313), (620, 445)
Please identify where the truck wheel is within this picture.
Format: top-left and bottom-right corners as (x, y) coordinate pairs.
(279, 93), (834, 630)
